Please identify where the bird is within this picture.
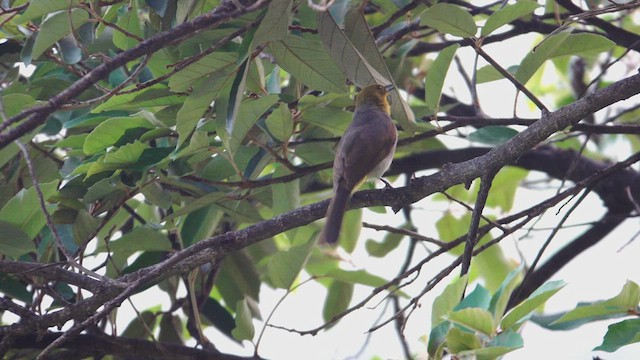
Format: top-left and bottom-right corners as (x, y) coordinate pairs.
(319, 84), (398, 245)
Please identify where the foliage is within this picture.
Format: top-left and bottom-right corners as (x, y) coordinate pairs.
(1, 0), (640, 359)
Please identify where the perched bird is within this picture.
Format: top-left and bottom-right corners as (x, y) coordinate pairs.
(319, 84), (398, 245)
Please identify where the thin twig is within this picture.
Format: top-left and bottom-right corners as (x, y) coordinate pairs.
(460, 171), (496, 278)
(362, 222), (447, 247)
(15, 141), (124, 287)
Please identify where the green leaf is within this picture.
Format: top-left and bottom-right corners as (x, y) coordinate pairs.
(476, 64), (508, 83)
(0, 221), (35, 258)
(466, 330), (524, 359)
(468, 126), (518, 145)
(201, 298), (236, 340)
(270, 34), (346, 93)
(323, 281), (353, 326)
(57, 35), (82, 64)
(223, 94), (279, 155)
(1, 94), (36, 118)
(83, 117), (154, 155)
(225, 58), (251, 144)
(169, 52), (237, 92)
(180, 205), (222, 247)
(265, 103), (293, 142)
(158, 314), (182, 344)
(97, 226), (171, 254)
(338, 208), (362, 253)
(594, 318), (640, 352)
(515, 32), (615, 84)
(253, 0), (291, 46)
(232, 299), (255, 341)
(73, 209), (100, 246)
(553, 280), (640, 325)
(421, 3), (477, 38)
(301, 107), (352, 135)
(267, 240), (313, 289)
(175, 75), (230, 147)
(342, 9), (416, 132)
(457, 284), (491, 310)
(0, 181), (58, 239)
(20, 0), (80, 21)
(489, 265), (523, 323)
(446, 326), (481, 354)
(365, 225), (405, 258)
(113, 1), (143, 50)
(217, 251), (261, 308)
(103, 141), (147, 166)
(323, 269), (406, 297)
(121, 310), (157, 339)
(428, 321), (451, 357)
(447, 308), (496, 336)
(93, 86), (183, 112)
(31, 9), (89, 60)
(501, 280), (565, 330)
(432, 275), (468, 327)
(483, 167), (528, 212)
(163, 192), (227, 221)
(481, 0), (540, 36)
(425, 44), (459, 111)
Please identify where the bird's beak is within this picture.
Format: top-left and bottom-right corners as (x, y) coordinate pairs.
(384, 84), (395, 92)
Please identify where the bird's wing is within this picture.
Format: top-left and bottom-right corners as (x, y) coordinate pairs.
(335, 117), (396, 190)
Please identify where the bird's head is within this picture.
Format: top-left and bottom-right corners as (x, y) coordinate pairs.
(355, 84), (394, 115)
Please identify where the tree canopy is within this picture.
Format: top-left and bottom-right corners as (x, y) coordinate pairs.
(1, 0), (640, 359)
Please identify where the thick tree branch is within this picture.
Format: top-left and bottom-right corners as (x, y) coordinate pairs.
(1, 332), (261, 360)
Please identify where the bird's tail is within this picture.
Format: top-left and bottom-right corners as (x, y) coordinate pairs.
(319, 185), (351, 245)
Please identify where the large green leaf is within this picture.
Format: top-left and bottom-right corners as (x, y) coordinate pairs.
(19, 0), (80, 21)
(83, 116), (154, 155)
(180, 205), (222, 247)
(267, 240), (313, 289)
(113, 0), (143, 50)
(594, 318), (640, 352)
(421, 3), (477, 38)
(168, 52), (237, 92)
(232, 299), (255, 341)
(0, 181), (58, 239)
(447, 307), (496, 336)
(176, 74), (231, 147)
(92, 85), (183, 112)
(300, 107), (352, 135)
(515, 32), (615, 84)
(217, 251), (261, 308)
(96, 226), (172, 254)
(253, 0), (291, 46)
(0, 221), (35, 258)
(31, 9), (89, 60)
(323, 280), (353, 326)
(553, 281), (640, 325)
(460, 330), (524, 359)
(432, 275), (468, 327)
(468, 126), (519, 146)
(342, 9), (416, 131)
(425, 44), (459, 111)
(223, 94), (279, 155)
(269, 34), (346, 93)
(264, 103), (293, 142)
(488, 265), (523, 323)
(481, 0), (540, 36)
(501, 280), (565, 330)
(446, 327), (481, 353)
